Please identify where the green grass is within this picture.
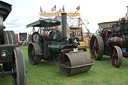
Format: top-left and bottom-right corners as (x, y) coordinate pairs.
(0, 46), (128, 85)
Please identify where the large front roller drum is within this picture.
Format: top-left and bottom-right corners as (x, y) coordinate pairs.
(28, 43), (42, 65)
(60, 51), (93, 76)
(110, 46), (123, 67)
(12, 47), (26, 85)
(90, 35), (104, 60)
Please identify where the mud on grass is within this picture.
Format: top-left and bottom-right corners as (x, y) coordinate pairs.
(0, 46), (128, 85)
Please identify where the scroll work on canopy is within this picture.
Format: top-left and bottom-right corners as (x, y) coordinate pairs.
(40, 12), (80, 17)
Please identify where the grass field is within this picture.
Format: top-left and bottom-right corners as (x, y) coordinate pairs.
(0, 46), (128, 85)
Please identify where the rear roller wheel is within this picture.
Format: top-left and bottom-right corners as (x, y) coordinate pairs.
(90, 35), (104, 60)
(60, 51), (93, 76)
(110, 46), (122, 67)
(12, 47), (26, 85)
(28, 43), (42, 65)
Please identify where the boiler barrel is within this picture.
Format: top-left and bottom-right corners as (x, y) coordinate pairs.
(108, 36), (128, 47)
(48, 42), (60, 53)
(108, 37), (123, 47)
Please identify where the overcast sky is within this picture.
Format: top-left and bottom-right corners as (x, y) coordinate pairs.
(3, 0), (128, 33)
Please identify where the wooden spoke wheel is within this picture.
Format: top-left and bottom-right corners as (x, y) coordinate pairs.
(110, 46), (123, 67)
(28, 43), (41, 65)
(90, 35), (104, 60)
(12, 47), (26, 85)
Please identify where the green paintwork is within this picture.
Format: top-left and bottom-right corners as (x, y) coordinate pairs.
(0, 71), (11, 76)
(48, 42), (60, 53)
(26, 19), (61, 28)
(0, 46), (15, 62)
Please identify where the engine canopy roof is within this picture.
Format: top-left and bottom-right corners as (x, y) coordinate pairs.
(26, 19), (61, 28)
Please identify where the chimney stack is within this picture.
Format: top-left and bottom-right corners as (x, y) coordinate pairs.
(61, 13), (67, 40)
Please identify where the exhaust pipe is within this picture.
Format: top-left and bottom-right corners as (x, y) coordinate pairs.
(61, 13), (67, 40)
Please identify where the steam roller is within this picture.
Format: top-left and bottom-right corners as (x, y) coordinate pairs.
(0, 1), (26, 85)
(27, 13), (93, 76)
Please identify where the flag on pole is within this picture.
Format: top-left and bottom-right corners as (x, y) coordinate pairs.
(62, 5), (65, 12)
(76, 5), (80, 11)
(51, 5), (56, 12)
(40, 6), (43, 13)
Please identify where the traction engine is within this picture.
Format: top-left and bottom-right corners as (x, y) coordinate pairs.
(90, 18), (128, 67)
(0, 1), (26, 85)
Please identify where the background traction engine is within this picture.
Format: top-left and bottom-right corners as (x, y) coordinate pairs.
(90, 18), (128, 67)
(0, 1), (26, 85)
(27, 13), (94, 76)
